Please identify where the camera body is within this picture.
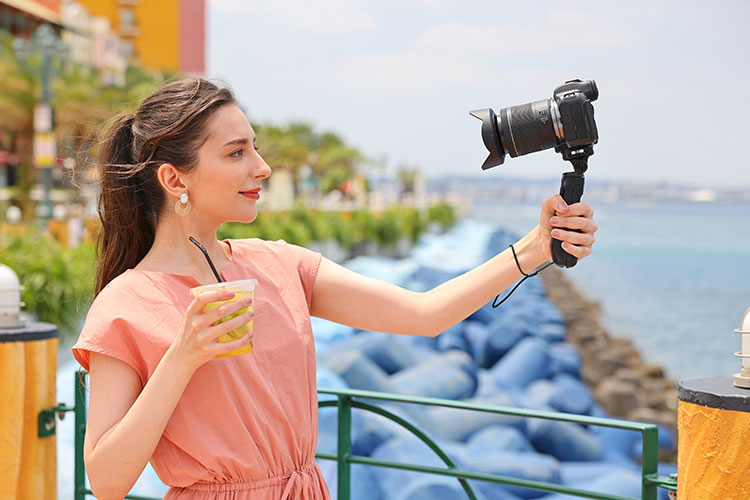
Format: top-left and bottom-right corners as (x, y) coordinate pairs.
(553, 80), (598, 152)
(471, 79), (598, 170)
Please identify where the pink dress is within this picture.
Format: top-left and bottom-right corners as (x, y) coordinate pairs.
(72, 239), (331, 499)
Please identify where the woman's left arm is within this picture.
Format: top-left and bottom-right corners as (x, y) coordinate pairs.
(310, 194), (597, 337)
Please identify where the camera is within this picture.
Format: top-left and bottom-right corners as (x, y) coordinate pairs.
(471, 79), (598, 170)
(470, 79), (600, 269)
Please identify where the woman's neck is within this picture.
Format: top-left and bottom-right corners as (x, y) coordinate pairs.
(135, 211), (232, 281)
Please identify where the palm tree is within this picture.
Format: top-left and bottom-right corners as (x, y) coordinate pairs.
(254, 122), (316, 196)
(314, 131), (366, 195)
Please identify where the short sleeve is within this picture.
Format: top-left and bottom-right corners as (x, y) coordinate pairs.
(273, 240), (322, 310)
(71, 282), (149, 385)
(291, 243), (322, 310)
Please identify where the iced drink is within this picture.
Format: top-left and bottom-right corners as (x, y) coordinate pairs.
(190, 279), (257, 358)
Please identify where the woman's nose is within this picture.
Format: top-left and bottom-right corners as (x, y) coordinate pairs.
(254, 155), (272, 179)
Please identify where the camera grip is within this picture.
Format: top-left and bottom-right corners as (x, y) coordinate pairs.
(551, 172), (585, 268)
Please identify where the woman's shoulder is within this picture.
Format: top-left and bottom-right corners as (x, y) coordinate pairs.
(227, 237), (290, 253)
(88, 269), (177, 321)
(227, 237), (316, 261)
(96, 268), (157, 301)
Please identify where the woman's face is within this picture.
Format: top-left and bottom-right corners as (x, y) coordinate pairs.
(186, 104), (271, 224)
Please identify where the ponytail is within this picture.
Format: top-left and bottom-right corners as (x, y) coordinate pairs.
(95, 114), (162, 296)
(93, 78), (237, 296)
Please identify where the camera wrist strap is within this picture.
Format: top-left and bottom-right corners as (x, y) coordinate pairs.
(492, 244), (553, 308)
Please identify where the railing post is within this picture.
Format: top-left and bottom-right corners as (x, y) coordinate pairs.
(74, 371), (87, 500)
(336, 395), (352, 500)
(641, 425), (658, 500)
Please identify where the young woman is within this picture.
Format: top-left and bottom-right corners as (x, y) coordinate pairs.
(73, 78), (597, 500)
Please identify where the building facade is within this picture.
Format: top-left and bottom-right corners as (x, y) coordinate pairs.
(0, 0), (62, 37)
(76, 0), (204, 75)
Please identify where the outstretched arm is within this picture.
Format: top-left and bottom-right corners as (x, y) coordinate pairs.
(310, 195), (596, 337)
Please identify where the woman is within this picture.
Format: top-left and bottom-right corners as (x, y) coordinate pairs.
(73, 78), (597, 500)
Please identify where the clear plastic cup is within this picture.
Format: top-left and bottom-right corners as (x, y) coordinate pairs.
(190, 279), (257, 358)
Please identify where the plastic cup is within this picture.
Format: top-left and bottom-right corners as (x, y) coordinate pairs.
(190, 279), (257, 358)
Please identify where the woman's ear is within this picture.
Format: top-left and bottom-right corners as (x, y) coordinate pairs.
(156, 163), (187, 199)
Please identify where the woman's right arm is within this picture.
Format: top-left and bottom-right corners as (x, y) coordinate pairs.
(84, 290), (255, 500)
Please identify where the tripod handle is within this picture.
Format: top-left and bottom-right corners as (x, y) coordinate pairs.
(551, 172), (585, 268)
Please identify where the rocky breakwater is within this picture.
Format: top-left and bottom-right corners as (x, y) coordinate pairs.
(541, 268), (679, 461)
(312, 221), (677, 500)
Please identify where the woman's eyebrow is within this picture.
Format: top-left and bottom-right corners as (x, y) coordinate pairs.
(222, 137), (250, 147)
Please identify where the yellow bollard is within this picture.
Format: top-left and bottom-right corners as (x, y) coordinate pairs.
(0, 341), (25, 499)
(0, 323), (59, 500)
(677, 378), (750, 499)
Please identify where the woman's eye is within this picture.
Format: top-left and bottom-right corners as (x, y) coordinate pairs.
(230, 148), (244, 157)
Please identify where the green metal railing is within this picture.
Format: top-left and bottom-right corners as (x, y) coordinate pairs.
(50, 371), (677, 500)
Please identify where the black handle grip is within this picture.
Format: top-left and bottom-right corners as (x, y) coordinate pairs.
(551, 172), (585, 268)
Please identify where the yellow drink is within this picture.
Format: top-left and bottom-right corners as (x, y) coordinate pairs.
(190, 279), (257, 358)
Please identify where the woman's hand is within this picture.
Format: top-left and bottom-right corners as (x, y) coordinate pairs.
(537, 194), (598, 262)
(169, 290), (255, 370)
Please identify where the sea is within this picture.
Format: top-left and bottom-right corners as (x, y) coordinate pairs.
(469, 201), (750, 383)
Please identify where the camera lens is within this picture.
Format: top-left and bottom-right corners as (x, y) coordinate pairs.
(501, 99), (559, 158)
(471, 99), (562, 170)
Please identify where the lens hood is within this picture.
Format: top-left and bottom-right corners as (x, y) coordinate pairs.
(470, 108), (506, 170)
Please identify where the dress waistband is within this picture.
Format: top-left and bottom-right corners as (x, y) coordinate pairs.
(178, 462), (319, 498)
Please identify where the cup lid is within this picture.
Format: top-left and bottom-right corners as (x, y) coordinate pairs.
(190, 279), (258, 295)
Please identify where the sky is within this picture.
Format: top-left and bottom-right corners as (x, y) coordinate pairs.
(208, 0), (750, 189)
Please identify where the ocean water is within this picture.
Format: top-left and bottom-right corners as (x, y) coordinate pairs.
(470, 201), (750, 382)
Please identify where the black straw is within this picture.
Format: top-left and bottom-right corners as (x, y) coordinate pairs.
(188, 236), (224, 283)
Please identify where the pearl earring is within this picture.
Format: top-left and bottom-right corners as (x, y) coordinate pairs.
(175, 191), (192, 216)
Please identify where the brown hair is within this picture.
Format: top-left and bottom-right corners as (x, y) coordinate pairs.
(95, 78), (237, 295)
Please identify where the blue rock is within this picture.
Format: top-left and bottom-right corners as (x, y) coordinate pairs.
(590, 422), (640, 458)
(395, 476), (492, 500)
(534, 322), (567, 343)
(461, 451), (562, 499)
(657, 425), (676, 452)
(538, 468), (641, 500)
(311, 316), (355, 344)
(405, 329), (440, 351)
(391, 350), (478, 400)
(523, 380), (557, 409)
(347, 331), (431, 375)
(468, 301), (500, 325)
(482, 316), (529, 368)
(318, 349), (394, 393)
(547, 374), (593, 416)
(527, 419), (602, 462)
(536, 302), (565, 327)
(436, 323), (470, 354)
(318, 405), (410, 457)
(492, 337), (551, 389)
(316, 368), (349, 403)
(632, 425), (677, 459)
(548, 343), (581, 378)
(370, 435), (465, 499)
(559, 461), (638, 486)
(484, 230), (517, 259)
(427, 393), (526, 442)
(475, 369), (502, 399)
(463, 321), (491, 365)
(317, 460), (383, 500)
(467, 425), (534, 455)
